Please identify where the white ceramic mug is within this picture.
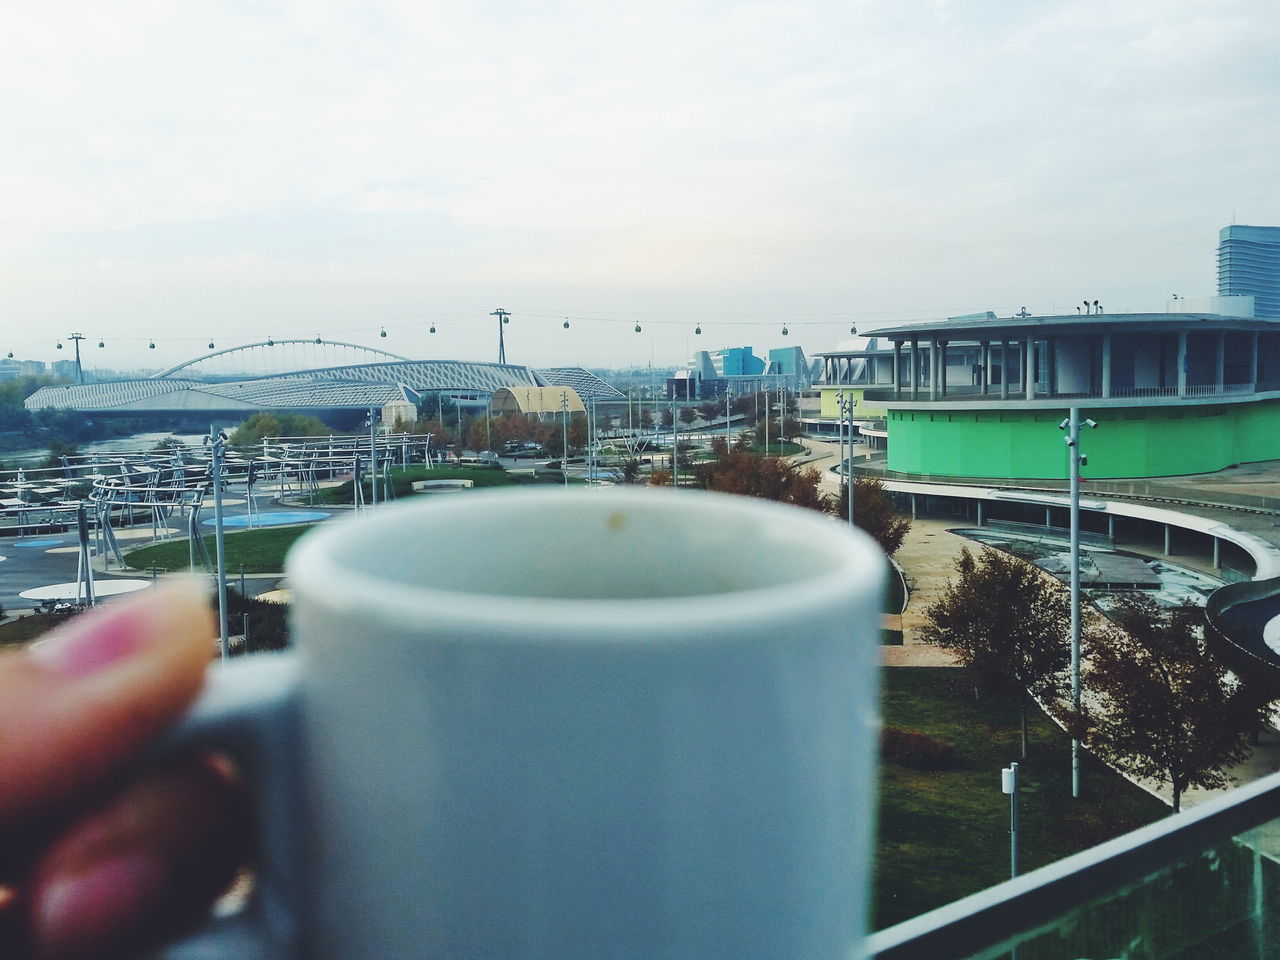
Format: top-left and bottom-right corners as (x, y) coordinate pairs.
(158, 487), (886, 960)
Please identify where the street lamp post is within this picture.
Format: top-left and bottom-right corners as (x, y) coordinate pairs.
(840, 392), (855, 526)
(1002, 762), (1020, 877)
(1061, 408), (1097, 799)
(368, 406), (378, 509)
(671, 394), (679, 486)
(764, 386), (770, 456)
(724, 387), (732, 451)
(560, 391), (570, 488)
(207, 425), (230, 660)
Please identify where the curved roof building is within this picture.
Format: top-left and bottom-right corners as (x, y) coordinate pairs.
(24, 346), (624, 415)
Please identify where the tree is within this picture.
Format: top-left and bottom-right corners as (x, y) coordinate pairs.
(834, 476), (912, 556)
(691, 448), (830, 513)
(750, 416), (803, 449)
(697, 400), (721, 421)
(678, 406), (697, 425)
(415, 418), (453, 452)
(467, 416), (494, 453)
(660, 408), (674, 428)
(919, 547), (1070, 758)
(41, 439), (80, 468)
(615, 457), (643, 484)
(230, 412), (329, 445)
(494, 413), (546, 448)
(1072, 594), (1262, 812)
(568, 413), (588, 452)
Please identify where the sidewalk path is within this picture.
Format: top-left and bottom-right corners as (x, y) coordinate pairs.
(885, 517), (965, 667)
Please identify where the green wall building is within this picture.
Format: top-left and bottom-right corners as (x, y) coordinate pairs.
(822, 312), (1280, 480)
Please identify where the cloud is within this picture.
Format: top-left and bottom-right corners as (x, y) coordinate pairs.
(1, 0), (1277, 369)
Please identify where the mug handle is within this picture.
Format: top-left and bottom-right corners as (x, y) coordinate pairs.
(144, 652), (303, 960)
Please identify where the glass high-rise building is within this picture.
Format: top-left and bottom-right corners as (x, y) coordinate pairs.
(1219, 224), (1280, 317)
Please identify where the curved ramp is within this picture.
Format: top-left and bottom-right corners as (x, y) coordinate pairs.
(1205, 577), (1280, 673)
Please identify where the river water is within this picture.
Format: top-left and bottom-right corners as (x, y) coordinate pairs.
(5, 431), (211, 467)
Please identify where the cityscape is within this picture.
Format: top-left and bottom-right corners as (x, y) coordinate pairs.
(2, 223), (1280, 956)
(3, 2), (1279, 957)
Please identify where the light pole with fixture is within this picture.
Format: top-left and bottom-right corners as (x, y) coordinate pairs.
(368, 406), (378, 508)
(724, 386), (733, 451)
(1060, 408), (1097, 798)
(838, 391), (855, 525)
(560, 391), (570, 488)
(1002, 762), (1019, 877)
(205, 426), (230, 660)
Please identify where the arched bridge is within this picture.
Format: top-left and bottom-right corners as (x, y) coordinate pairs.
(152, 339), (412, 379)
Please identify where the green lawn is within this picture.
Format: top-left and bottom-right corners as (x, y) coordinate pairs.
(875, 667), (1167, 929)
(125, 525), (317, 574)
(0, 611), (78, 648)
(315, 465), (560, 504)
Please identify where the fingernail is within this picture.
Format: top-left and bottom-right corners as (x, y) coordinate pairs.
(34, 854), (164, 958)
(28, 580), (207, 679)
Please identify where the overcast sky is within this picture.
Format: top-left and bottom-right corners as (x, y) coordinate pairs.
(2, 0), (1277, 374)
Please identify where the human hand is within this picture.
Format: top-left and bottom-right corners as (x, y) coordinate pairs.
(0, 580), (251, 959)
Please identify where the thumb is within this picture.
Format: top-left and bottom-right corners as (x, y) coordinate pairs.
(0, 580), (214, 825)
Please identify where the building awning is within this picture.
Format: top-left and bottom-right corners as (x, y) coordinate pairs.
(490, 386), (587, 415)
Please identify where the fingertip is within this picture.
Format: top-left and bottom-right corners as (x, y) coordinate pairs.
(28, 578), (214, 680)
(0, 579), (218, 823)
(27, 757), (252, 960)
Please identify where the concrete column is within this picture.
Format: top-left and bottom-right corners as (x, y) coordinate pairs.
(910, 493), (917, 518)
(1045, 506), (1052, 529)
(1025, 337), (1036, 400)
(1216, 333), (1225, 393)
(977, 500), (985, 526)
(1101, 332), (1112, 399)
(1047, 337), (1056, 396)
(1253, 331), (1261, 390)
(1213, 537), (1221, 570)
(930, 338), (939, 401)
(1177, 331), (1188, 397)
(1107, 514), (1115, 542)
(1001, 339), (1009, 399)
(1165, 523), (1173, 556)
(892, 341), (901, 398)
(911, 337), (919, 400)
(939, 340), (949, 397)
(980, 341), (990, 394)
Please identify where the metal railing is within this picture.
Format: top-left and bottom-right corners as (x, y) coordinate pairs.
(869, 770), (1280, 959)
(859, 382), (1276, 403)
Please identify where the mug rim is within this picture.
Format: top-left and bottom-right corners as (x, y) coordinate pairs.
(286, 487), (885, 643)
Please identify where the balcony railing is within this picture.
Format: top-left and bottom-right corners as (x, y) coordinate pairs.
(869, 769), (1280, 959)
(859, 381), (1277, 404)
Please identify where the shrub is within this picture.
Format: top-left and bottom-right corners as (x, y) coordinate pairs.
(881, 726), (955, 770)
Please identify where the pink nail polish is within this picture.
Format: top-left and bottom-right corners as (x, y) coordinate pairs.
(28, 603), (151, 678)
(35, 854), (164, 956)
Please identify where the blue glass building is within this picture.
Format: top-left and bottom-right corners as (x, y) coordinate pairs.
(1219, 224), (1280, 317)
